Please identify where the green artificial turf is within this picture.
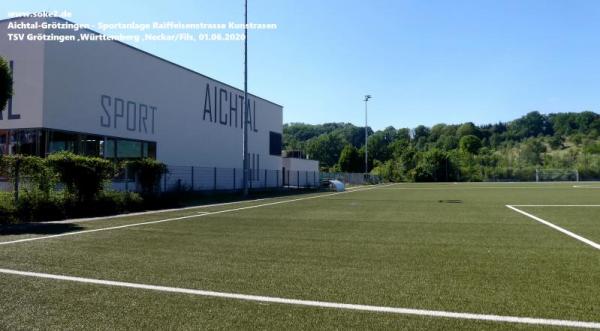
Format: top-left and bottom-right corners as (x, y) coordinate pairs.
(1, 183), (599, 330)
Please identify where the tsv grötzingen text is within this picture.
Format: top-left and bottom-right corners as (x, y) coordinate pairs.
(7, 33), (75, 42)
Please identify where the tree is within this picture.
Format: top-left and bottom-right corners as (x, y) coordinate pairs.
(337, 145), (362, 172)
(367, 131), (392, 162)
(338, 124), (367, 148)
(509, 111), (553, 139)
(459, 135), (482, 154)
(457, 122), (481, 139)
(436, 134), (459, 151)
(429, 124), (447, 142)
(548, 135), (564, 150)
(381, 126), (397, 143)
(305, 133), (346, 169)
(0, 56), (13, 111)
(414, 148), (451, 182)
(413, 125), (430, 141)
(519, 138), (547, 165)
(396, 128), (411, 143)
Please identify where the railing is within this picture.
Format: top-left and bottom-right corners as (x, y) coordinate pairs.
(320, 172), (383, 185)
(133, 166), (322, 192)
(0, 166), (387, 200)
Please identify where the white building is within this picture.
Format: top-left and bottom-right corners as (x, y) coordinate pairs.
(0, 16), (318, 190)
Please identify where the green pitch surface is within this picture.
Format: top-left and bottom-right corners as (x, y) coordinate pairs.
(1, 183), (600, 330)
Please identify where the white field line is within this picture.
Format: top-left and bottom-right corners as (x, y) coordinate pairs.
(0, 184), (395, 246)
(381, 186), (572, 190)
(42, 198), (267, 224)
(0, 268), (598, 329)
(506, 205), (600, 251)
(512, 205), (600, 207)
(43, 186), (370, 225)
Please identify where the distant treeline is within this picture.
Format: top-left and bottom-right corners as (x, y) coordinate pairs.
(284, 111), (600, 181)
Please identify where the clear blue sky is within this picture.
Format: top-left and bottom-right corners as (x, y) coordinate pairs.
(3, 0), (600, 130)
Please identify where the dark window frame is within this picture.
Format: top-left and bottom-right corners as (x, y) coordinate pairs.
(269, 131), (282, 156)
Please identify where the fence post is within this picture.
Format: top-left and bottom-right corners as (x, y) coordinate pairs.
(535, 168), (539, 182)
(163, 171), (167, 192)
(191, 166), (194, 191)
(576, 170), (580, 182)
(214, 167), (217, 192)
(233, 168), (236, 191)
(276, 170), (279, 188)
(297, 170), (300, 189)
(264, 169), (267, 188)
(125, 166), (129, 192)
(13, 158), (20, 203)
(313, 171), (316, 188)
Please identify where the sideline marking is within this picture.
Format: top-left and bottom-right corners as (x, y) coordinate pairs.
(381, 186), (570, 190)
(512, 205), (600, 207)
(0, 184), (395, 246)
(43, 198), (268, 224)
(573, 185), (600, 189)
(506, 205), (600, 250)
(0, 267), (598, 329)
(44, 185), (371, 224)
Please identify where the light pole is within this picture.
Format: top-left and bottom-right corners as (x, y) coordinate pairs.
(242, 0), (249, 196)
(364, 94), (371, 174)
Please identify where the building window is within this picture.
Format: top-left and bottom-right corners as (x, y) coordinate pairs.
(48, 130), (78, 154)
(117, 140), (142, 159)
(79, 134), (104, 157)
(0, 128), (155, 161)
(105, 138), (116, 159)
(9, 129), (44, 156)
(269, 131), (282, 156)
(0, 130), (8, 155)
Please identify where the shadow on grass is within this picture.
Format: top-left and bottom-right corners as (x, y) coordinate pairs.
(149, 188), (327, 210)
(0, 223), (84, 236)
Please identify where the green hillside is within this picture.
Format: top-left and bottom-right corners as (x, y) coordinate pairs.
(283, 111), (600, 181)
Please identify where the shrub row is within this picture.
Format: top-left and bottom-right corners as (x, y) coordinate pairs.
(0, 191), (144, 224)
(0, 152), (167, 224)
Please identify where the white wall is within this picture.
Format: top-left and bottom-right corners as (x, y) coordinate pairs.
(0, 17), (45, 129)
(0, 17), (283, 170)
(282, 157), (319, 172)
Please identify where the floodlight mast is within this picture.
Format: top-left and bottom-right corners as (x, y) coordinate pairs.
(364, 94), (371, 174)
(242, 0), (249, 196)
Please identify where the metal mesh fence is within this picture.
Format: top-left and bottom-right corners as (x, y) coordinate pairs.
(0, 166), (322, 196)
(0, 168), (382, 196)
(320, 172), (382, 185)
(4, 165), (598, 198)
(146, 166), (319, 192)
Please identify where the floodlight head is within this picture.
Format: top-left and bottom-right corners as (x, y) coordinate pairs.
(364, 95), (372, 101)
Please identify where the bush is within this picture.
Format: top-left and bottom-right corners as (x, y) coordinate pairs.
(0, 192), (16, 224)
(125, 158), (167, 194)
(15, 191), (66, 222)
(46, 151), (116, 201)
(63, 191), (144, 218)
(4, 190), (144, 223)
(0, 154), (56, 195)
